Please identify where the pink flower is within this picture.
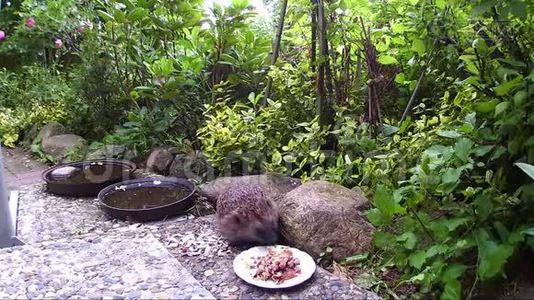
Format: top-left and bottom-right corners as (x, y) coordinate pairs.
(0, 30), (5, 42)
(54, 38), (63, 49)
(25, 17), (36, 28)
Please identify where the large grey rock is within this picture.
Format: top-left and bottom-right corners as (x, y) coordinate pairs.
(86, 144), (132, 160)
(35, 122), (66, 144)
(279, 180), (374, 261)
(42, 134), (87, 161)
(145, 146), (178, 175)
(199, 174), (301, 206)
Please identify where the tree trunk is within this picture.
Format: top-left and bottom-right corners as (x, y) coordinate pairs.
(263, 0), (289, 105)
(310, 4), (317, 73)
(316, 0), (336, 149)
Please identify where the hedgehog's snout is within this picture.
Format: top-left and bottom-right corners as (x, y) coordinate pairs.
(253, 224), (279, 245)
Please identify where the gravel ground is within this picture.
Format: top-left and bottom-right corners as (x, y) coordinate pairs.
(16, 184), (196, 244)
(152, 216), (381, 300)
(13, 184), (380, 299)
(0, 226), (214, 299)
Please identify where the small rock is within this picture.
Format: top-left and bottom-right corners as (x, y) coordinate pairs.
(154, 292), (169, 299)
(204, 269), (215, 277)
(127, 290), (142, 299)
(145, 146), (178, 175)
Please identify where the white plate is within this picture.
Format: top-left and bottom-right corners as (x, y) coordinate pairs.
(233, 245), (316, 289)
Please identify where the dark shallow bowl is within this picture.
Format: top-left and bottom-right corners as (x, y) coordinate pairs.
(42, 159), (136, 197)
(98, 177), (196, 222)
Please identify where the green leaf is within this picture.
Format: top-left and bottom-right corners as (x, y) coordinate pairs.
(97, 10), (115, 22)
(378, 55), (398, 65)
(474, 194), (493, 221)
(397, 232), (418, 250)
(344, 253), (369, 264)
(474, 145), (494, 157)
(494, 101), (510, 117)
(477, 234), (514, 280)
(440, 279), (461, 300)
(128, 7), (148, 21)
(509, 0), (527, 19)
(437, 130), (462, 139)
(474, 100), (499, 113)
(454, 138), (474, 163)
(442, 264), (468, 282)
(373, 231), (396, 249)
(435, 0), (446, 9)
(409, 250), (427, 269)
(412, 39), (426, 55)
(373, 185), (404, 223)
(521, 228), (534, 236)
(440, 168), (462, 193)
(395, 73), (406, 84)
(494, 76), (524, 96)
(272, 151), (282, 165)
(515, 162), (534, 180)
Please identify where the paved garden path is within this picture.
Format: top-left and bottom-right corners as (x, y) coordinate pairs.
(1, 147), (47, 192)
(1, 149), (380, 299)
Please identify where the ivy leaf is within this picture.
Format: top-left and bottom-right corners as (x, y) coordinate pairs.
(378, 55), (398, 65)
(454, 138), (474, 163)
(440, 279), (461, 300)
(477, 234), (514, 280)
(515, 162), (534, 180)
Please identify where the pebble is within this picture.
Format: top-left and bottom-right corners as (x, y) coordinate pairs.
(125, 290), (140, 299)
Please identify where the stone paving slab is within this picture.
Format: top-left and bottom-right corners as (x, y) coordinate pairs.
(0, 226), (214, 299)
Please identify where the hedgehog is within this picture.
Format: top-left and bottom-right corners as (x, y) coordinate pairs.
(216, 184), (280, 246)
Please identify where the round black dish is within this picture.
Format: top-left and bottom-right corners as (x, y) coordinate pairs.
(42, 159), (136, 197)
(98, 177), (196, 222)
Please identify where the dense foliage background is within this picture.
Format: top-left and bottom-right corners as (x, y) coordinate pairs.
(1, 0), (533, 298)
